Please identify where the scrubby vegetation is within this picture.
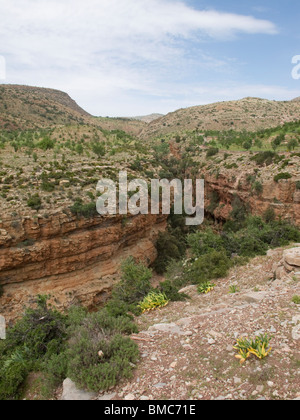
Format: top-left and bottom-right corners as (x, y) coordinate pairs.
(153, 213), (300, 296)
(274, 172), (292, 183)
(0, 249), (194, 400)
(0, 265), (137, 398)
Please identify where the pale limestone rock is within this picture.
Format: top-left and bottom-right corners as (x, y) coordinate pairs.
(61, 379), (97, 401)
(283, 248), (300, 268)
(149, 323), (184, 335)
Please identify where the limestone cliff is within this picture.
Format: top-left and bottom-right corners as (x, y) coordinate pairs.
(205, 172), (300, 225)
(0, 211), (167, 322)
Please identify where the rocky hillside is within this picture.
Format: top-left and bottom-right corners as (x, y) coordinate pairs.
(200, 151), (300, 225)
(0, 85), (299, 322)
(139, 98), (300, 139)
(0, 85), (146, 135)
(61, 246), (300, 401)
(0, 85), (92, 130)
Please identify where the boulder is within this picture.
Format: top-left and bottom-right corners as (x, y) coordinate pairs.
(61, 378), (97, 401)
(283, 248), (300, 268)
(148, 323), (184, 336)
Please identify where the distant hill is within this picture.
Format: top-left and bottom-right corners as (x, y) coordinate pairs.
(130, 113), (164, 123)
(3, 86), (300, 139)
(139, 97), (300, 139)
(0, 84), (92, 130)
(0, 84), (146, 135)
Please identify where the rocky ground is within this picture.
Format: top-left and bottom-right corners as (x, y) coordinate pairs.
(86, 245), (300, 401)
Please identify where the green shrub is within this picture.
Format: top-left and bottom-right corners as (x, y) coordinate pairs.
(0, 296), (67, 399)
(70, 199), (98, 218)
(263, 207), (276, 223)
(296, 181), (300, 190)
(250, 151), (279, 167)
(92, 142), (105, 157)
(253, 181), (263, 196)
(42, 351), (69, 389)
(274, 172), (292, 183)
(292, 295), (300, 304)
(187, 229), (224, 257)
(67, 313), (139, 392)
(229, 195), (248, 226)
(6, 295), (67, 360)
(27, 194), (42, 211)
(38, 137), (55, 151)
(186, 250), (231, 284)
(207, 191), (220, 213)
(41, 181), (55, 192)
(153, 230), (186, 274)
(158, 279), (187, 302)
(0, 362), (29, 400)
(112, 257), (152, 305)
(206, 147), (219, 158)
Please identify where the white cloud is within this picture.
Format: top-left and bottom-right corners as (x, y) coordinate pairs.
(0, 0), (279, 115)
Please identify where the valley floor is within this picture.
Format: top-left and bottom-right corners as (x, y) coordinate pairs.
(96, 246), (300, 401)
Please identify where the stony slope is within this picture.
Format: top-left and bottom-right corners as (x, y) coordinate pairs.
(0, 85), (146, 135)
(139, 98), (300, 139)
(0, 85), (92, 130)
(94, 246), (300, 401)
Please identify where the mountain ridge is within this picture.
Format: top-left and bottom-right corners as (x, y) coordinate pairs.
(139, 97), (300, 139)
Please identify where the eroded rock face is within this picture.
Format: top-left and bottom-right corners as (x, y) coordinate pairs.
(273, 246), (300, 281)
(0, 211), (167, 322)
(204, 173), (300, 226)
(283, 248), (300, 268)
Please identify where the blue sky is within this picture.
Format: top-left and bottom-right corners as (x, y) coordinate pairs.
(0, 0), (299, 116)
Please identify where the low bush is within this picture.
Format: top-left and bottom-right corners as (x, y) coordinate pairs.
(186, 250), (232, 285)
(187, 217), (300, 263)
(27, 194), (42, 211)
(263, 207), (276, 223)
(0, 362), (29, 400)
(38, 137), (55, 151)
(253, 181), (263, 196)
(65, 309), (138, 392)
(187, 228), (224, 257)
(70, 198), (98, 218)
(274, 172), (292, 183)
(250, 151), (280, 167)
(112, 257), (152, 306)
(0, 287), (143, 399)
(0, 295), (67, 400)
(5, 295), (67, 360)
(207, 191), (220, 213)
(158, 279), (187, 302)
(153, 230), (186, 274)
(292, 295), (300, 305)
(206, 147), (219, 158)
